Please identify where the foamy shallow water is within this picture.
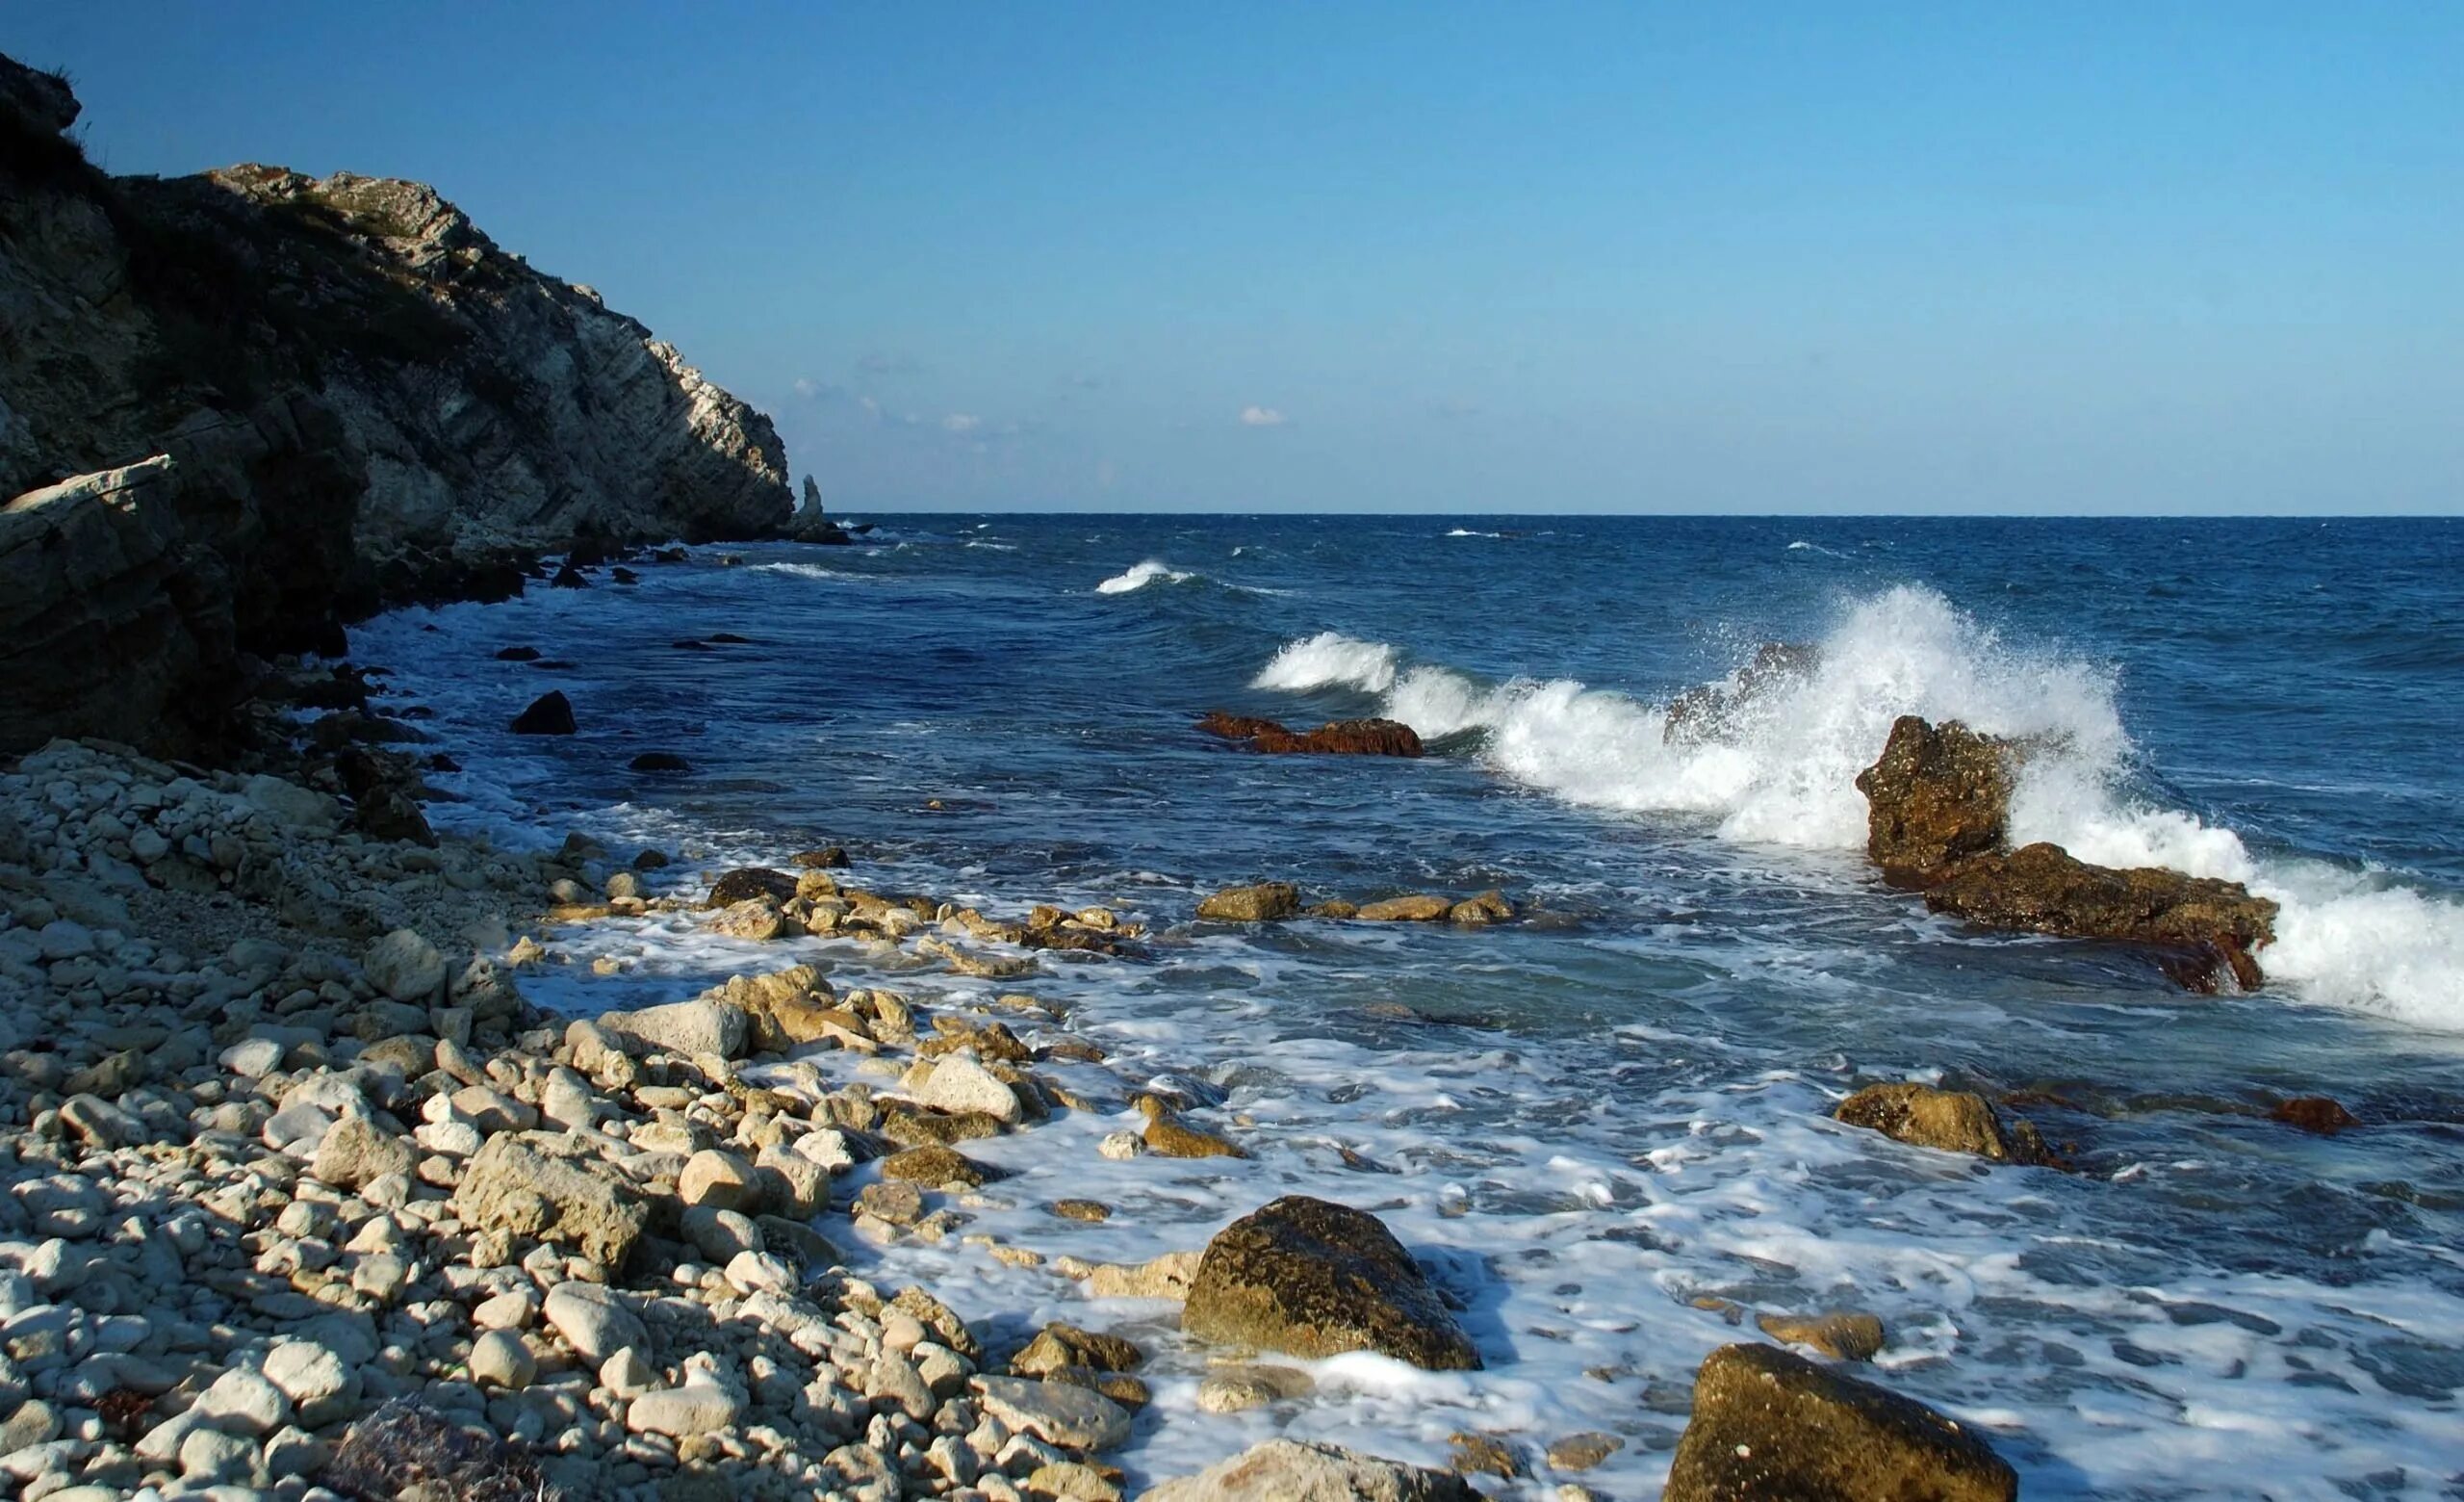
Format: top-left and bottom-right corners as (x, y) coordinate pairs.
(353, 516), (2464, 1497)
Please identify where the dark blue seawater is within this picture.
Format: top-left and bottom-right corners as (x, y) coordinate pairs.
(357, 516), (2464, 1498)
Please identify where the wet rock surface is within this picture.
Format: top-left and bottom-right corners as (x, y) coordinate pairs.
(1664, 1342), (2019, 1502)
(1183, 1195), (1480, 1370)
(1142, 1437), (1481, 1501)
(1197, 712), (1425, 757)
(1835, 1082), (2054, 1166)
(1854, 714), (2014, 886)
(1923, 842), (2279, 992)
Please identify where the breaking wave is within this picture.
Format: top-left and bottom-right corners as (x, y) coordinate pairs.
(1095, 559), (1198, 594)
(1256, 585), (2464, 1030)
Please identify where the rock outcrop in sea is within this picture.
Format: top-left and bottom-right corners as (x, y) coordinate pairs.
(0, 53), (792, 757)
(1856, 714), (2278, 989)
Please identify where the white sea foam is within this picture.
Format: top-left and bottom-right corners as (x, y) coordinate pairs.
(1250, 631), (1399, 694)
(1095, 559), (1197, 593)
(1256, 585), (2464, 1029)
(753, 561), (857, 581)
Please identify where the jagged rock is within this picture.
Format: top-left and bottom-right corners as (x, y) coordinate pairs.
(1142, 1438), (1478, 1502)
(1664, 640), (1819, 746)
(1198, 712), (1424, 757)
(786, 474), (852, 544)
(1854, 715), (2014, 886)
(706, 866), (798, 907)
(1354, 893), (1452, 921)
(1184, 1195), (1479, 1370)
(1834, 1082), (2051, 1166)
(509, 691), (575, 736)
(0, 54), (788, 756)
(1664, 1343), (2017, 1502)
(322, 1398), (570, 1502)
(1196, 881), (1300, 922)
(452, 1135), (648, 1269)
(1923, 842), (2278, 991)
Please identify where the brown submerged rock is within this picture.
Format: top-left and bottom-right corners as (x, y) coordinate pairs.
(2272, 1095), (2361, 1134)
(1756, 1309), (1887, 1362)
(1835, 1082), (2053, 1167)
(1184, 1195), (1480, 1370)
(1355, 893), (1454, 922)
(1854, 715), (2014, 886)
(1198, 711), (1425, 757)
(1197, 881), (1300, 922)
(706, 866), (799, 908)
(1924, 842), (2278, 992)
(1665, 1343), (2017, 1502)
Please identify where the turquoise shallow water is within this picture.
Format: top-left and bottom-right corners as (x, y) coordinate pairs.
(356, 516), (2464, 1498)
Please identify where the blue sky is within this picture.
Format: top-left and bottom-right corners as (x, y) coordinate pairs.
(8, 3), (2458, 513)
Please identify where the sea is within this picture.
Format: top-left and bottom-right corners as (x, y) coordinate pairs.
(351, 515), (2464, 1499)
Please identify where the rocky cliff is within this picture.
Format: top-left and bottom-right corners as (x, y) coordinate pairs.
(0, 53), (792, 755)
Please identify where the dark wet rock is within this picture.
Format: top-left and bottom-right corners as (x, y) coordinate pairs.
(2272, 1096), (2360, 1134)
(549, 562), (588, 588)
(1142, 1438), (1478, 1502)
(1665, 640), (1820, 746)
(1198, 712), (1425, 757)
(793, 846), (850, 868)
(1854, 715), (2014, 886)
(787, 475), (854, 544)
(610, 565), (638, 583)
(509, 690), (575, 736)
(1924, 842), (2278, 992)
(1184, 1195), (1480, 1370)
(1197, 881), (1300, 922)
(323, 1397), (571, 1501)
(671, 638), (714, 651)
(708, 632), (755, 644)
(1835, 1082), (2052, 1167)
(1665, 1343), (2017, 1502)
(880, 1144), (998, 1186)
(335, 745), (435, 845)
(629, 751), (689, 772)
(1449, 1432), (1523, 1479)
(1012, 1323), (1143, 1377)
(706, 867), (798, 908)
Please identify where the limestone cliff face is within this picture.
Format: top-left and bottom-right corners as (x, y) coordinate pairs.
(0, 53), (792, 754)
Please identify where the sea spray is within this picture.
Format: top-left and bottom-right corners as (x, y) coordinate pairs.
(1256, 584), (2464, 1028)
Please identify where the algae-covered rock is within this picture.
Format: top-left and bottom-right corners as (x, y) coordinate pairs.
(1664, 1342), (2017, 1502)
(1184, 1195), (1479, 1370)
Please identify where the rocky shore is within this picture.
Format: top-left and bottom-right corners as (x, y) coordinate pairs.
(0, 691), (2064, 1501)
(1, 53), (800, 762)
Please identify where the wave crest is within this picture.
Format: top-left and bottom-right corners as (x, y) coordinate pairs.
(1095, 559), (1198, 594)
(1252, 586), (2464, 1029)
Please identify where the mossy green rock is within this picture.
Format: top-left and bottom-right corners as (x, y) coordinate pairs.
(1183, 1195), (1478, 1371)
(1665, 1343), (2017, 1502)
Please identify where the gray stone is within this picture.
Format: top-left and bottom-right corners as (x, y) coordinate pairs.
(596, 998), (746, 1059)
(968, 1376), (1132, 1453)
(542, 1282), (646, 1363)
(362, 929), (447, 1004)
(1142, 1438), (1479, 1501)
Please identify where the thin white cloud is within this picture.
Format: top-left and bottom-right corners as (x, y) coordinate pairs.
(942, 413), (982, 433)
(792, 377), (820, 399)
(1239, 405), (1288, 427)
